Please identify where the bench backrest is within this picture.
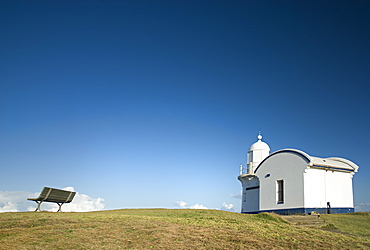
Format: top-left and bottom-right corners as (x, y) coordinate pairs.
(38, 187), (76, 203)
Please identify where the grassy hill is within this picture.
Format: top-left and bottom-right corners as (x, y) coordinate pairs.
(0, 209), (369, 249)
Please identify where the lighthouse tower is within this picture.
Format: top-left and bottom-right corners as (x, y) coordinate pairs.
(238, 133), (270, 213)
(247, 133), (270, 174)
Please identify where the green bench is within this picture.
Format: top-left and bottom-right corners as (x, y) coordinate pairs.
(28, 187), (76, 212)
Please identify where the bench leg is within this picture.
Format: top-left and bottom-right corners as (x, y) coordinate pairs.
(34, 201), (42, 212)
(56, 203), (64, 212)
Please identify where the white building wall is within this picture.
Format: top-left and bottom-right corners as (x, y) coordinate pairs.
(256, 152), (307, 211)
(304, 168), (354, 208)
(325, 170), (354, 208)
(239, 176), (260, 213)
(303, 168), (326, 208)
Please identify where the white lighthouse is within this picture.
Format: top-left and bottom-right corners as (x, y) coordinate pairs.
(238, 133), (270, 213)
(238, 133), (359, 214)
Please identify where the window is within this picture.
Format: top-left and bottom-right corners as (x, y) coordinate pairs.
(277, 180), (284, 204)
(248, 152), (253, 162)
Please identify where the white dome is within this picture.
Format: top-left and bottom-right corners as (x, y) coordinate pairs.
(250, 140), (270, 151)
(249, 134), (270, 151)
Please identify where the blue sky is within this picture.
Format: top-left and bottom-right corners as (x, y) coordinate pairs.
(1, 1), (369, 212)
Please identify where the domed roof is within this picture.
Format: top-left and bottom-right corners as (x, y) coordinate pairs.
(249, 133), (270, 151)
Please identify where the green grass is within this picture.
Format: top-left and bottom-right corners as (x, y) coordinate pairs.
(321, 212), (370, 238)
(0, 209), (369, 249)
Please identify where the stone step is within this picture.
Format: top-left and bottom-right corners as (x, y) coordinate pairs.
(281, 215), (327, 228)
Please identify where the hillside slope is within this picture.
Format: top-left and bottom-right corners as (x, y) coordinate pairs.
(0, 209), (369, 249)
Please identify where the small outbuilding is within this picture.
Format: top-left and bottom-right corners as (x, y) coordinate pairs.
(238, 133), (359, 214)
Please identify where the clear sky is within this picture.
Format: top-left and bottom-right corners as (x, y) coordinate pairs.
(1, 0), (369, 212)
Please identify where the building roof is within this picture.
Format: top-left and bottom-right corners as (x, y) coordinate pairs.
(311, 156), (359, 172)
(255, 148), (359, 173)
(249, 133), (270, 152)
